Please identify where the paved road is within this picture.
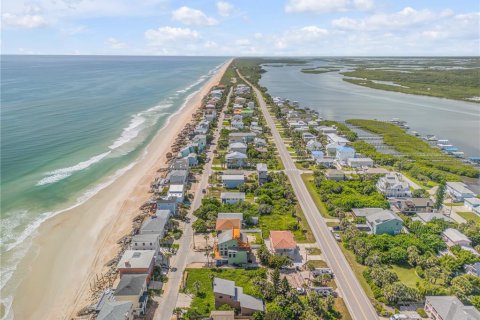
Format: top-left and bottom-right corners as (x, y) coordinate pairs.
(154, 87), (232, 320)
(238, 71), (379, 320)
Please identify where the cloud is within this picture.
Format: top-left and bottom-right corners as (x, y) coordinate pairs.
(171, 6), (218, 26)
(106, 37), (127, 49)
(274, 25), (329, 50)
(217, 1), (234, 17)
(2, 13), (49, 28)
(285, 0), (373, 14)
(145, 26), (200, 47)
(60, 25), (87, 36)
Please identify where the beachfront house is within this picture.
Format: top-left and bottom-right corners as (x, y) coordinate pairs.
(214, 228), (250, 266)
(195, 120), (210, 135)
(220, 192), (245, 205)
(96, 300), (134, 320)
(192, 134), (207, 152)
(213, 278), (264, 316)
(228, 142), (248, 154)
(168, 169), (188, 185)
(366, 210), (403, 235)
(113, 274), (149, 316)
(257, 163), (268, 184)
(167, 184), (185, 203)
(171, 158), (189, 171)
(179, 144), (195, 158)
(221, 174), (245, 189)
(185, 153), (198, 167)
(376, 172), (411, 198)
(424, 296), (480, 320)
(228, 132), (256, 144)
(156, 198), (178, 216)
(446, 182), (476, 202)
(269, 230), (297, 257)
(347, 157), (374, 168)
(225, 151), (247, 169)
(117, 250), (155, 280)
(140, 210), (171, 236)
(442, 228), (472, 247)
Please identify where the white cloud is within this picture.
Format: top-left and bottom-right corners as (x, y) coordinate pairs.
(171, 6), (218, 26)
(106, 37), (127, 49)
(60, 25), (87, 36)
(217, 1), (234, 17)
(285, 0), (373, 13)
(274, 25), (329, 50)
(2, 13), (48, 28)
(145, 26), (200, 47)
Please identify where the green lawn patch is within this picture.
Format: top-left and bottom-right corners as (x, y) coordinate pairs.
(457, 211), (480, 224)
(390, 265), (425, 289)
(306, 260), (328, 268)
(306, 247), (321, 255)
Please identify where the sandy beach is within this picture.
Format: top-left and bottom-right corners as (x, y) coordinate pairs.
(10, 59), (231, 320)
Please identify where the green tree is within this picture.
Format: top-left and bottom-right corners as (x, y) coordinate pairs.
(434, 181), (446, 209)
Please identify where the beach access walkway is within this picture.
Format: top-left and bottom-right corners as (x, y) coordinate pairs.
(237, 70), (379, 320)
(153, 87), (232, 320)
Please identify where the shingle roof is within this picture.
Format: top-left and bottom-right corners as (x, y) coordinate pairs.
(239, 292), (264, 311)
(97, 301), (133, 320)
(213, 277), (236, 296)
(443, 228), (471, 243)
(426, 296), (480, 320)
(218, 212), (243, 221)
(270, 230), (297, 250)
(352, 208), (384, 217)
(114, 274), (148, 296)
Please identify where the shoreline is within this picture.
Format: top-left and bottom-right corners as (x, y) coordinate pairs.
(9, 58), (231, 320)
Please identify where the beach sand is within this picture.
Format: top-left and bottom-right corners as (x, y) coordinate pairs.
(10, 59), (231, 320)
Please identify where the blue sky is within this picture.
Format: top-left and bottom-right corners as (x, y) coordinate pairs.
(2, 0), (479, 55)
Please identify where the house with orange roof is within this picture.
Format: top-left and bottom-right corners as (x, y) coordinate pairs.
(215, 219), (241, 232)
(269, 230), (297, 257)
(214, 228), (251, 266)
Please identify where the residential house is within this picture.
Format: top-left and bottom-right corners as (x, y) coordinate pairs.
(235, 97), (246, 105)
(446, 182), (476, 202)
(302, 132), (316, 142)
(376, 172), (411, 198)
(326, 133), (349, 145)
(351, 207), (384, 218)
(209, 311), (235, 320)
(179, 144), (195, 158)
(232, 114), (243, 122)
(185, 153), (198, 167)
(130, 233), (160, 255)
(325, 169), (345, 181)
(317, 126), (337, 134)
(117, 250), (155, 280)
(171, 158), (189, 171)
(156, 198), (178, 215)
(168, 169), (188, 185)
(228, 142), (248, 154)
(306, 140), (322, 152)
(325, 143), (341, 157)
(96, 300), (133, 320)
(256, 163), (268, 184)
(308, 120), (319, 127)
(269, 230), (297, 257)
(316, 158), (335, 168)
(254, 137), (267, 148)
(229, 132), (256, 144)
(336, 146), (355, 163)
(214, 228), (250, 266)
(140, 210), (170, 236)
(424, 296), (480, 320)
(221, 174), (245, 189)
(167, 184), (184, 203)
(213, 278), (264, 316)
(442, 228), (472, 247)
(220, 192), (245, 204)
(366, 210), (403, 235)
(250, 124), (263, 134)
(192, 135), (207, 152)
(416, 212), (453, 224)
(195, 120), (210, 135)
(216, 218), (241, 232)
(114, 274), (149, 316)
(464, 197), (480, 212)
(226, 152), (248, 169)
(391, 198), (434, 214)
(231, 119), (244, 129)
(217, 213), (244, 229)
(204, 109), (216, 122)
(347, 157), (374, 168)
(240, 109), (254, 117)
(465, 262), (480, 277)
(311, 150), (324, 161)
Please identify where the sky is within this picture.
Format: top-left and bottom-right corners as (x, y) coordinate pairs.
(1, 0), (479, 56)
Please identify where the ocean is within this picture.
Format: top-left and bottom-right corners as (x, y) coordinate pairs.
(0, 55), (227, 315)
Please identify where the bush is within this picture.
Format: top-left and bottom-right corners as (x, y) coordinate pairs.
(417, 308), (427, 318)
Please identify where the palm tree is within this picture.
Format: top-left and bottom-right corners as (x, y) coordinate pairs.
(192, 280), (202, 295)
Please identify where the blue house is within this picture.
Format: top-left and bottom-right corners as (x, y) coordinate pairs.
(222, 174), (245, 189)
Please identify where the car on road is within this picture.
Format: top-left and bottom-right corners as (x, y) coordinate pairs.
(332, 232), (341, 242)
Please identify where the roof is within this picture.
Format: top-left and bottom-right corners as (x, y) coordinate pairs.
(426, 296), (480, 320)
(239, 292), (264, 311)
(131, 233), (160, 244)
(417, 212), (454, 223)
(443, 228), (471, 243)
(465, 197), (480, 206)
(348, 157), (373, 163)
(221, 174), (245, 181)
(140, 211), (170, 234)
(366, 210), (402, 226)
(336, 146), (354, 152)
(446, 182), (475, 195)
(221, 192), (245, 199)
(171, 158), (189, 170)
(97, 301), (133, 320)
(256, 163), (268, 171)
(218, 212), (243, 221)
(229, 132), (256, 137)
(225, 151), (247, 160)
(213, 277), (236, 296)
(168, 184), (184, 192)
(352, 208), (384, 217)
(229, 142), (247, 148)
(326, 133), (349, 144)
(270, 230), (297, 250)
(209, 311), (235, 320)
(169, 170), (188, 178)
(216, 219), (241, 231)
(114, 274), (148, 296)
(117, 250), (155, 269)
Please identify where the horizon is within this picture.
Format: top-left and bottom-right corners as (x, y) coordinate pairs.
(2, 0), (479, 56)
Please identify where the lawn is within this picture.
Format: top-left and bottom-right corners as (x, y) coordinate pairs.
(306, 247), (322, 255)
(301, 173), (337, 219)
(183, 268), (267, 316)
(390, 265), (425, 289)
(457, 211), (480, 224)
(305, 260), (328, 268)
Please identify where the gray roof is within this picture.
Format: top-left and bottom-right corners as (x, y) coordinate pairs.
(220, 192), (246, 199)
(229, 132), (256, 137)
(417, 212), (453, 223)
(426, 296), (480, 320)
(140, 210), (170, 234)
(213, 277), (236, 296)
(366, 209), (402, 226)
(171, 158), (189, 170)
(131, 233), (159, 244)
(217, 229), (234, 244)
(221, 174), (245, 181)
(229, 142), (247, 148)
(114, 274), (147, 297)
(226, 151), (247, 160)
(117, 250), (155, 269)
(239, 292), (264, 311)
(443, 228), (471, 243)
(97, 301), (133, 320)
(352, 208), (384, 217)
(169, 169), (188, 178)
(256, 163), (267, 171)
(446, 182), (475, 195)
(218, 212), (243, 221)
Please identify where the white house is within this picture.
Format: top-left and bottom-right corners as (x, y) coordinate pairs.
(306, 140), (322, 152)
(464, 197), (480, 212)
(335, 146), (355, 163)
(347, 157), (374, 168)
(376, 173), (411, 198)
(446, 182), (476, 202)
(168, 184), (185, 203)
(442, 228), (472, 247)
(229, 142), (248, 155)
(231, 119), (244, 129)
(326, 133), (349, 145)
(226, 152), (248, 168)
(220, 192), (245, 204)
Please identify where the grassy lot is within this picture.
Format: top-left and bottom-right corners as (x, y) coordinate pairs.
(457, 211), (480, 224)
(390, 265), (425, 288)
(306, 247), (321, 255)
(301, 173), (337, 219)
(445, 202), (464, 207)
(183, 268), (267, 316)
(305, 260), (328, 268)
